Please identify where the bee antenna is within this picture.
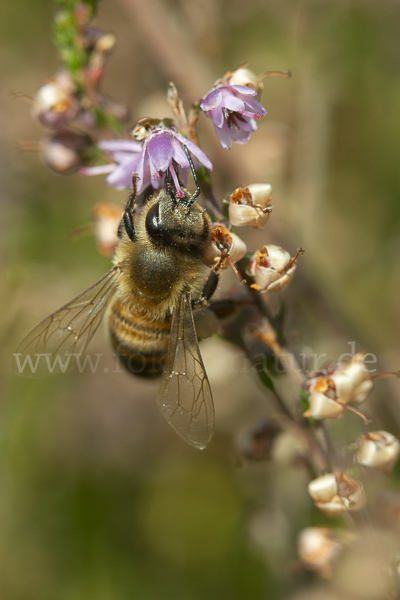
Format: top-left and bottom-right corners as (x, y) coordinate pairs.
(165, 167), (176, 201)
(182, 144), (201, 207)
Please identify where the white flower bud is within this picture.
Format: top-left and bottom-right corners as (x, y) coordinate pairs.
(248, 245), (297, 293)
(228, 184), (273, 229)
(308, 393), (344, 420)
(228, 67), (264, 93)
(32, 71), (80, 129)
(95, 33), (116, 54)
(315, 495), (346, 518)
(307, 352), (374, 417)
(92, 203), (122, 257)
(305, 377), (344, 420)
(309, 473), (365, 517)
(333, 353), (374, 405)
(41, 131), (91, 174)
(298, 527), (345, 577)
(308, 473), (338, 503)
(348, 379), (374, 405)
(329, 372), (354, 404)
(357, 431), (400, 473)
(335, 472), (366, 511)
(341, 352), (369, 387)
(202, 224), (247, 269)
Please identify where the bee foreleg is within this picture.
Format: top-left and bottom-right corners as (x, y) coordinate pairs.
(122, 175), (139, 242)
(123, 209), (136, 242)
(191, 268), (220, 310)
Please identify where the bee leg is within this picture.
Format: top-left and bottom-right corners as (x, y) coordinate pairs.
(122, 175), (138, 242)
(191, 269), (220, 310)
(182, 145), (201, 207)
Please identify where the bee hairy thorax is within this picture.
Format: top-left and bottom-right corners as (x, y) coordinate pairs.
(109, 188), (211, 378)
(115, 192), (210, 311)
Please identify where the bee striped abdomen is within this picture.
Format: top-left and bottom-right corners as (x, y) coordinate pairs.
(108, 299), (170, 378)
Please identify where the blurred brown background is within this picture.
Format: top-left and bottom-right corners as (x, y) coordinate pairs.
(1, 0), (400, 598)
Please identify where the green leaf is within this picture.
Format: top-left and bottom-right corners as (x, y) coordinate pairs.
(92, 107), (124, 135)
(300, 388), (310, 412)
(52, 0), (99, 79)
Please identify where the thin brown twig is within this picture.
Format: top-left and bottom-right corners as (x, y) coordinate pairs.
(237, 258), (306, 389)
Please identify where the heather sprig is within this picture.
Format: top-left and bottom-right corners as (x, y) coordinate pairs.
(16, 2), (400, 594)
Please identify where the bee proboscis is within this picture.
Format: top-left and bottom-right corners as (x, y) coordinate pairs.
(14, 148), (223, 450)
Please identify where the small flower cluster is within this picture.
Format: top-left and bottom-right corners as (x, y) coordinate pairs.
(81, 65), (271, 193)
(302, 351), (400, 548)
(221, 182), (301, 292)
(229, 184), (273, 229)
(298, 527), (354, 578)
(22, 1), (129, 174)
(203, 223), (247, 270)
(248, 245), (301, 293)
(304, 352), (374, 421)
(357, 430), (400, 474)
(308, 472), (366, 518)
(200, 68), (267, 149)
(82, 118), (213, 195)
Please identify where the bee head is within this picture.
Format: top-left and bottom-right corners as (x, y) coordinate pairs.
(144, 187), (210, 255)
(144, 144), (211, 253)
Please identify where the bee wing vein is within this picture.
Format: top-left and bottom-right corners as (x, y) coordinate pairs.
(157, 292), (215, 449)
(14, 266), (121, 377)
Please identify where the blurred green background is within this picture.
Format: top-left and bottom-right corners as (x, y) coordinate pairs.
(2, 0), (400, 598)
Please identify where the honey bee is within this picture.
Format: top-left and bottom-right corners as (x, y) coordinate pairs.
(14, 148), (224, 449)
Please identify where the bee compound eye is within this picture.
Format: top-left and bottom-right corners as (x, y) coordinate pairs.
(145, 202), (164, 241)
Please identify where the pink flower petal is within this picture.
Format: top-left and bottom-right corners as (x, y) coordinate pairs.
(243, 96), (267, 116)
(99, 140), (142, 153)
(209, 105), (224, 129)
(171, 138), (190, 169)
(106, 167), (133, 188)
(135, 143), (147, 187)
(150, 169), (164, 189)
(230, 125), (252, 144)
(148, 154), (162, 181)
(112, 151), (138, 163)
(139, 160), (155, 190)
(200, 88), (222, 111)
(220, 90), (245, 112)
(147, 131), (173, 172)
(229, 85), (257, 96)
(214, 122), (232, 150)
(80, 163), (115, 176)
(234, 116), (257, 133)
(174, 133), (213, 170)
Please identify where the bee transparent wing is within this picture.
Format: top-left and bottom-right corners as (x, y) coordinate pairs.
(14, 266), (121, 378)
(156, 292), (215, 450)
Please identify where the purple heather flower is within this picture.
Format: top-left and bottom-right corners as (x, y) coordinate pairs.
(200, 84), (266, 150)
(80, 139), (142, 189)
(81, 126), (212, 195)
(138, 126), (212, 197)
